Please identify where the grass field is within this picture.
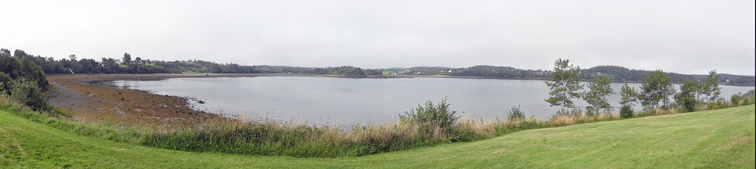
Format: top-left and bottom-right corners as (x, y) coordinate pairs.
(1, 106), (753, 168)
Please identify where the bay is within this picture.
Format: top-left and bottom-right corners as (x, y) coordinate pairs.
(108, 76), (754, 125)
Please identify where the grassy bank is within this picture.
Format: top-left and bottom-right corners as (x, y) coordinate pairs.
(2, 104), (753, 168)
(2, 92), (754, 159)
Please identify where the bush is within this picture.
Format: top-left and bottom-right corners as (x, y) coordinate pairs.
(681, 97), (697, 112)
(620, 105), (633, 118)
(506, 105), (525, 121)
(399, 97), (459, 135)
(9, 78), (52, 111)
(0, 81), (5, 96)
(0, 72), (11, 93)
(731, 94), (741, 107)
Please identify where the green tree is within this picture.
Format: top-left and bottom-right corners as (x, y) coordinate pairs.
(619, 83), (639, 106)
(674, 80), (700, 104)
(700, 70), (721, 102)
(123, 53), (132, 65)
(9, 78), (52, 111)
(674, 80), (701, 112)
(583, 76), (614, 114)
(639, 70), (675, 110)
(545, 59), (583, 112)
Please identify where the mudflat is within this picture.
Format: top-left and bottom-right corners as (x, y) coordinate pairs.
(45, 74), (261, 126)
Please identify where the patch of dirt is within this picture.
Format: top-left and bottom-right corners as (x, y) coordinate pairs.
(45, 74), (261, 127)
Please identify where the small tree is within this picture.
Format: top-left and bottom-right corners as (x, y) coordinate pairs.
(123, 53), (132, 65)
(9, 78), (51, 111)
(583, 76), (614, 115)
(619, 83), (639, 107)
(639, 70), (674, 110)
(700, 70), (721, 102)
(674, 80), (701, 112)
(545, 58), (583, 112)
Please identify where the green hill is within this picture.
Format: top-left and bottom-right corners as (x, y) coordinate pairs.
(1, 106), (753, 168)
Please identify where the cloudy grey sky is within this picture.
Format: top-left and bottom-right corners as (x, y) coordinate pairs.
(1, 0), (754, 75)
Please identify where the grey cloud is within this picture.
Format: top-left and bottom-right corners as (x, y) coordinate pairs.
(0, 0), (753, 75)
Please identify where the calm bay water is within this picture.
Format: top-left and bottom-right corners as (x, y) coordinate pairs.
(108, 76), (754, 125)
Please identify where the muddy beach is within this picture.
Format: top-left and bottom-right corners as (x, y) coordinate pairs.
(45, 74), (266, 126)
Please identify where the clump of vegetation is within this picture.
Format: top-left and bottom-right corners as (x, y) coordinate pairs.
(730, 93), (741, 107)
(400, 97), (459, 138)
(620, 105), (633, 118)
(0, 54), (56, 113)
(9, 78), (52, 111)
(506, 105), (525, 122)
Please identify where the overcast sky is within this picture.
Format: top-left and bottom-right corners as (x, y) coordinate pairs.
(1, 0), (753, 75)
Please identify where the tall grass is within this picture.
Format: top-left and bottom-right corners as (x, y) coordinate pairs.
(2, 93), (755, 158)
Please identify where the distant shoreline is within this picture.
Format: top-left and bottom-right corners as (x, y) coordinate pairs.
(48, 73), (756, 87)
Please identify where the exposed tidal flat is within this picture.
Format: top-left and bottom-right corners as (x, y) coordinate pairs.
(107, 76), (755, 126)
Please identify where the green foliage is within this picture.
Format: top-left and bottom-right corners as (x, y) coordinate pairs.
(545, 58), (583, 111)
(0, 72), (11, 94)
(400, 97), (459, 135)
(0, 55), (49, 90)
(506, 105), (525, 121)
(681, 97), (697, 112)
(451, 65), (551, 78)
(0, 82), (5, 96)
(329, 66), (367, 77)
(730, 93), (741, 106)
(701, 70), (722, 102)
(9, 78), (52, 111)
(619, 105), (633, 118)
(619, 83), (639, 106)
(639, 70), (675, 109)
(675, 79), (701, 103)
(583, 76), (614, 114)
(123, 53), (132, 65)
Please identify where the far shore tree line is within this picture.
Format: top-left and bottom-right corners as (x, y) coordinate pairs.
(4, 48), (753, 85)
(544, 58), (755, 119)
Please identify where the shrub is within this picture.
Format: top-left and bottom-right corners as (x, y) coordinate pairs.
(681, 97), (697, 112)
(620, 105), (633, 118)
(731, 93), (741, 107)
(506, 105), (525, 122)
(9, 78), (52, 111)
(399, 97), (459, 136)
(0, 81), (5, 96)
(0, 72), (11, 93)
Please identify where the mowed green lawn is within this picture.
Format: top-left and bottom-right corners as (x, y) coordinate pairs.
(1, 106), (754, 168)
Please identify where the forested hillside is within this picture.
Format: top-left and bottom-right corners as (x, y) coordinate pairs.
(3, 48), (752, 85)
(2, 49), (380, 76)
(582, 65), (755, 85)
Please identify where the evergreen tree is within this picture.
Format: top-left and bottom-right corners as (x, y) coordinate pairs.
(701, 70), (721, 102)
(583, 76), (614, 114)
(123, 53), (132, 65)
(675, 79), (701, 112)
(619, 83), (639, 106)
(545, 59), (583, 112)
(639, 70), (675, 110)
